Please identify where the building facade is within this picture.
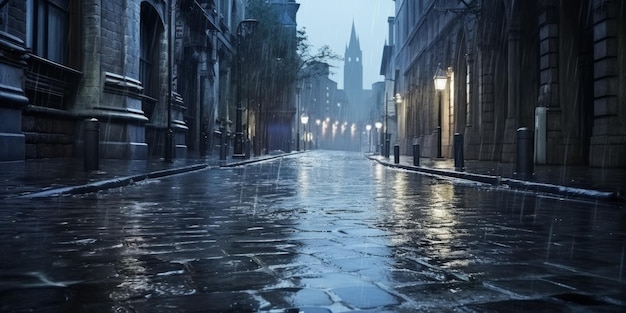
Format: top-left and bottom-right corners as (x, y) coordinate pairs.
(389, 0), (626, 167)
(0, 0), (246, 162)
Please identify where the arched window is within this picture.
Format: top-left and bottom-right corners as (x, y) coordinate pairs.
(26, 0), (80, 67)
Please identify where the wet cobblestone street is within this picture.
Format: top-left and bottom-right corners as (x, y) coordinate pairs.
(1, 151), (625, 312)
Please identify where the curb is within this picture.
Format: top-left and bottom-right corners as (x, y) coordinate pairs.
(18, 163), (211, 199)
(219, 152), (296, 168)
(16, 152), (298, 199)
(368, 156), (620, 202)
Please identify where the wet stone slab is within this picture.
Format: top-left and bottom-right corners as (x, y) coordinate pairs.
(187, 256), (261, 273)
(397, 281), (509, 308)
(271, 263), (337, 279)
(192, 271), (277, 293)
(125, 291), (261, 313)
(449, 263), (566, 282)
(386, 268), (450, 285)
(461, 298), (573, 313)
(544, 274), (626, 296)
(484, 278), (574, 298)
(551, 293), (619, 308)
(293, 272), (376, 290)
(259, 287), (333, 309)
(328, 255), (390, 273)
(331, 286), (400, 309)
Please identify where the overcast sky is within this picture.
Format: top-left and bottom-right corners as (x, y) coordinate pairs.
(296, 0), (395, 90)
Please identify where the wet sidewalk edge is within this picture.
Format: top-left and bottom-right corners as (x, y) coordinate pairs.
(15, 153), (299, 199)
(367, 156), (622, 203)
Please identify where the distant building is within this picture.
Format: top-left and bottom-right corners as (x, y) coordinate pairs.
(343, 22), (374, 125)
(341, 22), (375, 151)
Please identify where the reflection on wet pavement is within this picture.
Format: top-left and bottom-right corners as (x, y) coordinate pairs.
(1, 151), (624, 312)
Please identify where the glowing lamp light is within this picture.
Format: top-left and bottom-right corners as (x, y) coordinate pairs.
(300, 113), (309, 125)
(433, 65), (447, 91)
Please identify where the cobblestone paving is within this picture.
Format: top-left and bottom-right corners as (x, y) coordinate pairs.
(1, 151), (624, 312)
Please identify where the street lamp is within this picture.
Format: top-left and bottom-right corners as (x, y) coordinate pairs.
(300, 113), (309, 151)
(233, 18), (258, 159)
(296, 86), (301, 151)
(433, 64), (447, 159)
(374, 121), (382, 154)
(366, 124), (372, 153)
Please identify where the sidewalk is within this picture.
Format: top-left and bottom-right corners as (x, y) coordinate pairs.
(0, 153), (291, 199)
(1, 151), (624, 202)
(369, 154), (626, 202)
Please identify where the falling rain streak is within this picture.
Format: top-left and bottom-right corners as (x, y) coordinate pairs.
(1, 151), (625, 311)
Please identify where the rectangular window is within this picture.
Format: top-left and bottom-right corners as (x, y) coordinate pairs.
(27, 0), (69, 64)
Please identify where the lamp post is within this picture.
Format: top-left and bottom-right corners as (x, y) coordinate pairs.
(392, 93), (402, 157)
(374, 121), (382, 154)
(433, 64), (447, 159)
(383, 94), (388, 158)
(233, 19), (258, 159)
(296, 86), (301, 151)
(300, 113), (309, 151)
(366, 124), (372, 153)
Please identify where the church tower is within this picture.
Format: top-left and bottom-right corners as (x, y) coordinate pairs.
(344, 21), (363, 115)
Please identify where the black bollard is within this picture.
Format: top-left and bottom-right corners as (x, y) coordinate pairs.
(454, 133), (464, 170)
(516, 127), (534, 177)
(394, 144), (400, 164)
(84, 118), (100, 171)
(244, 139), (251, 159)
(412, 143), (420, 166)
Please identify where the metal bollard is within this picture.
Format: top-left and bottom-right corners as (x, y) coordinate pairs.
(412, 143), (420, 166)
(454, 133), (464, 170)
(394, 144), (400, 164)
(84, 118), (100, 171)
(516, 127), (534, 177)
(244, 139), (251, 159)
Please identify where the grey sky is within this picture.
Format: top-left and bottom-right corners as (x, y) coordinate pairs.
(296, 0), (395, 90)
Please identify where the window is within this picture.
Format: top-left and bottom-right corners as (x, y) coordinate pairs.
(27, 0), (69, 64)
(140, 2), (164, 98)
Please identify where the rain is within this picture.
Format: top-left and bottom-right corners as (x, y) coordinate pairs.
(1, 0), (626, 312)
(1, 151), (625, 312)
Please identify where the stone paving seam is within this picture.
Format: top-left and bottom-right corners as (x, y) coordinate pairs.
(219, 151), (303, 168)
(367, 156), (621, 202)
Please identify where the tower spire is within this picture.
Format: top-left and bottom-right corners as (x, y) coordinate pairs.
(343, 20), (363, 117)
(349, 20), (360, 51)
